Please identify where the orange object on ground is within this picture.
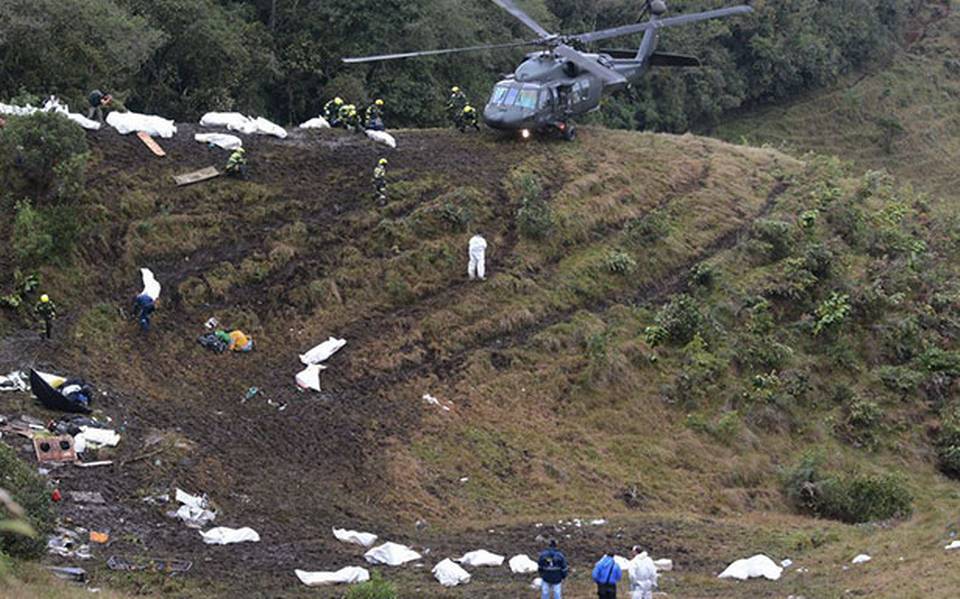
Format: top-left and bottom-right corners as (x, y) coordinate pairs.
(137, 131), (166, 157)
(90, 531), (110, 544)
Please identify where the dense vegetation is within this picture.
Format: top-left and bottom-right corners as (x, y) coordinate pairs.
(0, 0), (914, 129)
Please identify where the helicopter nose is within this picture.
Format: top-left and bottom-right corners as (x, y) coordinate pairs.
(483, 106), (509, 130)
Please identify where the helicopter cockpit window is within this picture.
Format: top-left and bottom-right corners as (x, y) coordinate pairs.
(503, 86), (520, 106)
(490, 85), (510, 105)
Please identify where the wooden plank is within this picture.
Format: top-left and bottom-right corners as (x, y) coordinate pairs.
(137, 131), (166, 157)
(174, 166), (220, 187)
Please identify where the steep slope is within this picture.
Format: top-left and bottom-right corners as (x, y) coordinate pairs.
(1, 121), (960, 598)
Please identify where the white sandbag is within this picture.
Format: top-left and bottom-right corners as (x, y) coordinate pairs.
(254, 116), (287, 139)
(295, 364), (325, 392)
(433, 559), (471, 587)
(364, 542), (421, 566)
(457, 549), (504, 567)
(851, 554), (871, 564)
(200, 526), (260, 545)
(718, 554), (782, 581)
(75, 427), (120, 449)
(140, 268), (161, 301)
(299, 116), (331, 129)
(195, 133), (243, 150)
(200, 112), (258, 134)
(365, 129), (396, 149)
(333, 528), (378, 548)
(509, 554), (538, 574)
(300, 337), (347, 365)
(106, 111), (176, 138)
(295, 567), (370, 586)
(945, 540), (960, 550)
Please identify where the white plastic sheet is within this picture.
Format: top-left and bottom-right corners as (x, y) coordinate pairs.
(509, 554), (538, 574)
(295, 567), (370, 586)
(0, 370), (29, 392)
(75, 427), (120, 451)
(718, 554), (782, 581)
(851, 554), (871, 564)
(106, 111), (176, 138)
(457, 550), (504, 567)
(946, 540), (960, 550)
(295, 364), (326, 392)
(653, 558), (673, 571)
(300, 338), (347, 365)
(365, 129), (397, 149)
(299, 116), (331, 129)
(199, 112), (287, 138)
(433, 559), (471, 587)
(173, 489), (216, 529)
(195, 133), (243, 150)
(140, 268), (161, 301)
(0, 99), (100, 130)
(333, 528), (378, 548)
(200, 526), (260, 545)
(364, 542), (421, 566)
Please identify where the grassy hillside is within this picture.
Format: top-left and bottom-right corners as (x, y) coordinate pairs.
(713, 0), (959, 198)
(2, 117), (960, 597)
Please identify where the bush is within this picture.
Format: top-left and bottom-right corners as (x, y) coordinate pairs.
(838, 397), (883, 447)
(751, 219), (795, 261)
(603, 249), (636, 275)
(12, 200), (54, 266)
(689, 262), (716, 288)
(644, 293), (703, 347)
(782, 453), (912, 524)
(626, 209), (670, 246)
(813, 292), (851, 336)
(0, 111), (88, 190)
(345, 572), (397, 599)
(513, 173), (554, 240)
(936, 413), (960, 479)
(0, 444), (53, 558)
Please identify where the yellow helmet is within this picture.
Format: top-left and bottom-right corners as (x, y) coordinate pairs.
(379, 158), (388, 165)
(464, 105), (475, 113)
(40, 294), (50, 303)
(334, 97), (343, 105)
(451, 86), (460, 93)
(375, 99), (384, 106)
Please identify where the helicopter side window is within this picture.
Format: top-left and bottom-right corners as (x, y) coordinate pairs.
(517, 88), (539, 110)
(503, 86), (520, 106)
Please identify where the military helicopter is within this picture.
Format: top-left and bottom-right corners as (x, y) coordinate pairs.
(344, 0), (752, 140)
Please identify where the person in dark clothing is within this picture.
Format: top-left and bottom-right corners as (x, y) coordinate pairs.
(87, 89), (112, 123)
(133, 293), (156, 332)
(592, 552), (623, 599)
(538, 539), (568, 599)
(35, 294), (57, 340)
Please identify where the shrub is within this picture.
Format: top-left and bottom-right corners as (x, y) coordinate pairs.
(838, 397), (883, 447)
(782, 453), (912, 523)
(751, 219), (795, 261)
(626, 209), (670, 245)
(12, 200), (54, 266)
(345, 572), (397, 599)
(0, 111), (88, 190)
(603, 249), (636, 275)
(689, 262), (716, 288)
(918, 348), (960, 378)
(764, 257), (818, 301)
(0, 444), (53, 558)
(644, 293), (703, 347)
(936, 412), (960, 479)
(877, 365), (924, 396)
(813, 292), (851, 336)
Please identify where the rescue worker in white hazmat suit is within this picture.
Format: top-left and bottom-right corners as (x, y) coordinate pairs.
(468, 234), (487, 280)
(628, 546), (658, 599)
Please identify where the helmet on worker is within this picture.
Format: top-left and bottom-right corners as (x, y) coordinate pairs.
(334, 97), (343, 105)
(375, 99), (384, 106)
(40, 294), (50, 303)
(379, 158), (388, 165)
(451, 86), (460, 93)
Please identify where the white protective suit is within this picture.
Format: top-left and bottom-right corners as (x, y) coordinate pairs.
(468, 235), (487, 280)
(628, 552), (658, 599)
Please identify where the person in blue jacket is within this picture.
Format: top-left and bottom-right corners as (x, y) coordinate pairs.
(132, 293), (156, 332)
(538, 539), (568, 599)
(592, 551), (623, 599)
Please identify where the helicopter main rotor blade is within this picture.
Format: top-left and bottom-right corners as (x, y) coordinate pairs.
(573, 5), (753, 45)
(342, 40), (539, 64)
(554, 44), (626, 86)
(490, 0), (553, 39)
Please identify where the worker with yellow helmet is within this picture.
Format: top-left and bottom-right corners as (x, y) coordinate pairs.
(35, 294), (57, 340)
(447, 86), (468, 125)
(373, 158), (389, 203)
(459, 105), (481, 133)
(365, 98), (385, 131)
(323, 96), (345, 126)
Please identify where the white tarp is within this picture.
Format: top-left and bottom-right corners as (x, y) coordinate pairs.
(851, 554), (871, 564)
(653, 558), (673, 571)
(295, 567), (370, 586)
(365, 129), (396, 149)
(199, 112), (287, 138)
(195, 133), (243, 150)
(299, 116), (331, 130)
(0, 99), (100, 130)
(295, 364), (326, 392)
(300, 338), (347, 365)
(457, 550), (504, 567)
(509, 554), (538, 574)
(106, 111), (176, 138)
(333, 528), (378, 548)
(0, 370), (29, 392)
(140, 268), (161, 301)
(200, 526), (260, 545)
(718, 554), (782, 581)
(173, 489), (216, 529)
(433, 559), (471, 587)
(364, 542), (421, 566)
(946, 540), (960, 550)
